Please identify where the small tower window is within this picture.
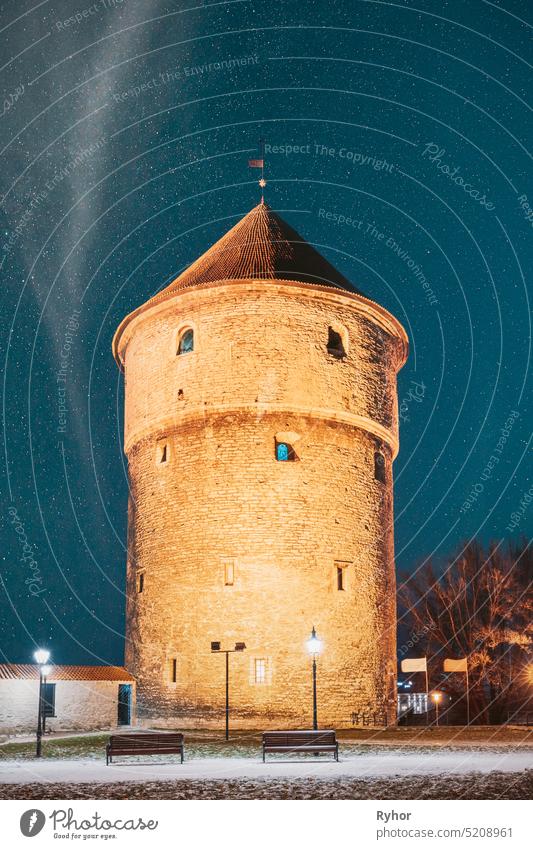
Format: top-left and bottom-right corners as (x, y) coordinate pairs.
(223, 560), (235, 586)
(374, 451), (386, 484)
(327, 326), (346, 358)
(156, 441), (170, 465)
(254, 658), (266, 684)
(177, 328), (194, 355)
(137, 572), (144, 593)
(170, 658), (177, 684)
(276, 441), (297, 462)
(335, 561), (350, 591)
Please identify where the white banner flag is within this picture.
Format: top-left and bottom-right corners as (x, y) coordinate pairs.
(401, 657), (427, 673)
(444, 657), (468, 672)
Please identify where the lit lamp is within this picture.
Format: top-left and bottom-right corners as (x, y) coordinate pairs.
(430, 690), (442, 726)
(306, 626), (322, 730)
(34, 649), (51, 757)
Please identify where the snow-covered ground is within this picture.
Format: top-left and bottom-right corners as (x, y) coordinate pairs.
(0, 748), (530, 784)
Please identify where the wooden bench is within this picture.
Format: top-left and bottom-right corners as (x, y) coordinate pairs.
(106, 732), (184, 765)
(262, 730), (339, 762)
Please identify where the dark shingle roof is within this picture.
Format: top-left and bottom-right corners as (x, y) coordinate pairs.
(156, 201), (362, 297)
(112, 201), (395, 369)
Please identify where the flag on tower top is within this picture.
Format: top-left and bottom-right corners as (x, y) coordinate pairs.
(248, 158), (264, 168)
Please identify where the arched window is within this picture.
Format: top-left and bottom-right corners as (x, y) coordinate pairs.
(327, 326), (346, 359)
(177, 328), (194, 355)
(277, 442), (289, 461)
(276, 441), (297, 462)
(374, 451), (386, 484)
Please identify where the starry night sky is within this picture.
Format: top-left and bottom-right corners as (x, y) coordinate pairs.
(1, 0), (531, 665)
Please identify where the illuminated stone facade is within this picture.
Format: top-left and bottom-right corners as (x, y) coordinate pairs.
(113, 202), (408, 728)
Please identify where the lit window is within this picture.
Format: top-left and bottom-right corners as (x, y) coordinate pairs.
(277, 442), (288, 461)
(138, 572), (144, 593)
(170, 658), (177, 684)
(156, 441), (169, 465)
(177, 328), (194, 355)
(276, 441), (297, 461)
(374, 451), (386, 484)
(254, 658), (266, 684)
(327, 326), (346, 358)
(223, 560), (235, 586)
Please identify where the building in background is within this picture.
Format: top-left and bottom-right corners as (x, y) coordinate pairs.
(398, 690), (429, 720)
(0, 665), (135, 736)
(397, 669), (428, 720)
(113, 201), (408, 728)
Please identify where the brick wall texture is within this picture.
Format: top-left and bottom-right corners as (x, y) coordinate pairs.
(117, 280), (408, 729)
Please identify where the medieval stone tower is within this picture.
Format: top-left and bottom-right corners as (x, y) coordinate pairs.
(113, 201), (408, 729)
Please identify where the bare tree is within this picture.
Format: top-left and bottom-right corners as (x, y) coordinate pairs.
(399, 538), (532, 723)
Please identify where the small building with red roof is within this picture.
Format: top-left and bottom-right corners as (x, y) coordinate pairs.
(0, 664), (135, 736)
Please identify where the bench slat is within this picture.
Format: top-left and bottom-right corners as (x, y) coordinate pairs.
(264, 746), (337, 752)
(262, 729), (339, 761)
(106, 732), (184, 764)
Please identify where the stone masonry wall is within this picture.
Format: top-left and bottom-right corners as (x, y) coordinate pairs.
(119, 283), (405, 454)
(121, 282), (406, 728)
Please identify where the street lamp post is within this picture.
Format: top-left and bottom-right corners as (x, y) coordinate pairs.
(306, 627), (322, 730)
(41, 666), (52, 736)
(211, 641), (246, 741)
(431, 691), (442, 726)
(34, 649), (51, 758)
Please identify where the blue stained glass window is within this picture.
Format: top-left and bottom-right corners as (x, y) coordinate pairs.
(276, 442), (289, 461)
(178, 328), (194, 354)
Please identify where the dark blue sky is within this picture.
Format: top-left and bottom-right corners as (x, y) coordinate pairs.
(1, 0), (531, 664)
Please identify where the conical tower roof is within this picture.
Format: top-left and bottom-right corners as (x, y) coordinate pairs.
(113, 201), (408, 369)
(157, 201), (362, 297)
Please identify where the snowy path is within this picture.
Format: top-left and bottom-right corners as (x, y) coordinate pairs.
(0, 749), (530, 785)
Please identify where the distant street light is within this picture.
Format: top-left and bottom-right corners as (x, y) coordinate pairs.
(306, 627), (322, 730)
(211, 641), (246, 741)
(430, 690), (442, 726)
(34, 649), (49, 666)
(34, 649), (51, 757)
